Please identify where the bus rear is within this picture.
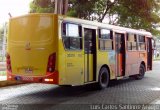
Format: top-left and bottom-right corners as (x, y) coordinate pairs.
(7, 14), (59, 84)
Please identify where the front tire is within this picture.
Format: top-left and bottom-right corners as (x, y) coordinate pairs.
(97, 67), (110, 89)
(135, 64), (145, 80)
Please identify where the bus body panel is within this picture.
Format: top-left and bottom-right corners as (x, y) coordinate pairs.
(57, 29), (66, 85)
(126, 51), (139, 76)
(7, 14), (153, 86)
(65, 51), (84, 85)
(7, 14), (59, 82)
(97, 51), (116, 80)
(57, 20), (84, 85)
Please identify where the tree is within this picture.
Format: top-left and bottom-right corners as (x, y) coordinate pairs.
(108, 0), (160, 35)
(30, 0), (68, 14)
(54, 0), (68, 14)
(93, 0), (118, 22)
(29, 0), (160, 35)
(30, 0), (54, 13)
(0, 25), (4, 43)
(67, 0), (98, 20)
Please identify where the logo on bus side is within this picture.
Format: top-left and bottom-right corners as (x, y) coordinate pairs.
(25, 42), (31, 50)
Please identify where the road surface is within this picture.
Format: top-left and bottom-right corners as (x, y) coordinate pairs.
(0, 61), (160, 110)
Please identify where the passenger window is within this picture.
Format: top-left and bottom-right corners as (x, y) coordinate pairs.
(138, 35), (146, 50)
(62, 23), (82, 50)
(127, 33), (138, 50)
(99, 29), (113, 50)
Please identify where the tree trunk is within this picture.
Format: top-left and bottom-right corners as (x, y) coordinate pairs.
(54, 0), (68, 15)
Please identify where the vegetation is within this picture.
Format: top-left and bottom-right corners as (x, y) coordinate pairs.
(110, 0), (160, 35)
(154, 55), (160, 60)
(0, 26), (3, 62)
(0, 26), (3, 43)
(30, 0), (54, 13)
(0, 71), (6, 76)
(29, 0), (160, 36)
(0, 23), (7, 62)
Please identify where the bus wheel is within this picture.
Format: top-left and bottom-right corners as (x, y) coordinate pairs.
(97, 67), (109, 90)
(136, 64), (145, 80)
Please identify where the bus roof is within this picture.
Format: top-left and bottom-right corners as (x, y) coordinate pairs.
(9, 13), (152, 37)
(60, 15), (152, 37)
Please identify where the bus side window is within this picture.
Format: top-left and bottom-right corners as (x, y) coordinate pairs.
(62, 23), (82, 50)
(127, 33), (138, 51)
(138, 35), (146, 50)
(99, 29), (113, 50)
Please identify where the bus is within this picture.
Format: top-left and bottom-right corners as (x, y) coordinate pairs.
(7, 14), (153, 89)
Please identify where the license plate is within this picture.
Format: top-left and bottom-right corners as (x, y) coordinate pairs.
(22, 77), (33, 81)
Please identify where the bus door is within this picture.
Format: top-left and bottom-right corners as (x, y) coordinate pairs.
(84, 28), (96, 82)
(147, 37), (153, 70)
(115, 33), (125, 77)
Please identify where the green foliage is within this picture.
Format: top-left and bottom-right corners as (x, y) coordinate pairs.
(94, 0), (117, 22)
(67, 0), (98, 20)
(0, 71), (6, 76)
(29, 0), (160, 36)
(67, 0), (116, 21)
(30, 0), (54, 13)
(0, 26), (3, 42)
(110, 0), (160, 35)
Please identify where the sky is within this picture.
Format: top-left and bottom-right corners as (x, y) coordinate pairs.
(0, 0), (33, 24)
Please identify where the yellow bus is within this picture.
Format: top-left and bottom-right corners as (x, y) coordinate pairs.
(7, 14), (153, 89)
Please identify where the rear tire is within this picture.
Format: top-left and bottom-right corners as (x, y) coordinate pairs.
(135, 64), (145, 80)
(97, 67), (109, 90)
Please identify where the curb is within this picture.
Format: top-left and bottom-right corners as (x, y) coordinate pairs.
(0, 80), (25, 87)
